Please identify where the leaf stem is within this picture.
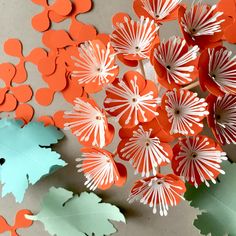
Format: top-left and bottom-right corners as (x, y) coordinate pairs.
(183, 80), (199, 90)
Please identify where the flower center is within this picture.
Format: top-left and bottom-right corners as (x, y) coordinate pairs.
(96, 115), (102, 120)
(166, 65), (171, 70)
(191, 28), (197, 34)
(175, 109), (181, 115)
(132, 97), (137, 103)
(216, 114), (221, 121)
(191, 152), (198, 158)
(155, 14), (160, 18)
(135, 46), (140, 52)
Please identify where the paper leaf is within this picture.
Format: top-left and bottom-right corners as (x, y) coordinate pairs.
(0, 119), (66, 202)
(28, 187), (126, 236)
(185, 161), (236, 236)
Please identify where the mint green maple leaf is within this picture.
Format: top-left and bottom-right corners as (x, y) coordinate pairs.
(0, 119), (66, 202)
(185, 161), (236, 236)
(28, 187), (126, 236)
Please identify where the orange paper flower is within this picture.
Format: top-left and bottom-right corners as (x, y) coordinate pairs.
(128, 174), (186, 215)
(199, 46), (236, 96)
(133, 0), (182, 24)
(68, 40), (119, 93)
(111, 13), (159, 66)
(172, 135), (227, 187)
(157, 89), (209, 136)
(207, 94), (236, 145)
(64, 97), (114, 148)
(178, 1), (225, 50)
(76, 147), (127, 190)
(152, 36), (199, 89)
(118, 118), (173, 177)
(104, 71), (159, 128)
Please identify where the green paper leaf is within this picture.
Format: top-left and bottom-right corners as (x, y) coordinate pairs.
(185, 161), (236, 236)
(28, 187), (126, 236)
(0, 119), (66, 202)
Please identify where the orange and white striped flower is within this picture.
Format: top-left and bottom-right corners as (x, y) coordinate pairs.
(172, 135), (227, 188)
(152, 36), (199, 89)
(104, 71), (159, 128)
(69, 40), (119, 94)
(199, 46), (236, 96)
(118, 118), (173, 177)
(178, 1), (225, 50)
(77, 147), (127, 190)
(128, 174), (186, 215)
(64, 97), (114, 148)
(133, 0), (182, 24)
(158, 89), (209, 136)
(207, 94), (236, 145)
(111, 13), (159, 66)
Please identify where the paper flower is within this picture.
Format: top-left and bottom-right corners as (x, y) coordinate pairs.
(128, 174), (186, 215)
(207, 94), (236, 145)
(152, 36), (199, 89)
(68, 40), (119, 93)
(157, 89), (209, 136)
(104, 71), (159, 128)
(76, 147), (127, 190)
(64, 97), (114, 148)
(178, 1), (225, 50)
(111, 13), (159, 66)
(118, 118), (173, 177)
(199, 46), (236, 96)
(172, 135), (227, 188)
(133, 0), (182, 24)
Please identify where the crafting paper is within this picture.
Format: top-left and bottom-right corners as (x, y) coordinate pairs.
(0, 119), (66, 202)
(178, 2), (226, 50)
(133, 0), (181, 24)
(77, 147), (127, 190)
(172, 135), (227, 188)
(152, 36), (199, 89)
(207, 94), (236, 145)
(198, 46), (236, 96)
(104, 71), (159, 128)
(185, 161), (236, 236)
(0, 209), (33, 236)
(157, 89), (209, 136)
(27, 187), (126, 236)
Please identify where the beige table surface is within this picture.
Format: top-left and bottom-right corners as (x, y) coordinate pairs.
(0, 0), (235, 235)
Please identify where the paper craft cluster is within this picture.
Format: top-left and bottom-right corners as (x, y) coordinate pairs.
(0, 0), (236, 235)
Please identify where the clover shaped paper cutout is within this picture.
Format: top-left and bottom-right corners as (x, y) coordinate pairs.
(0, 119), (67, 202)
(0, 209), (33, 236)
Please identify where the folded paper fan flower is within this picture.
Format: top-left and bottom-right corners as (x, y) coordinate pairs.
(76, 147), (127, 190)
(104, 71), (159, 128)
(128, 174), (186, 215)
(172, 135), (227, 188)
(151, 36), (199, 89)
(111, 13), (159, 66)
(118, 118), (173, 177)
(178, 1), (225, 50)
(68, 40), (119, 94)
(157, 89), (209, 136)
(207, 94), (236, 145)
(64, 97), (114, 148)
(199, 46), (236, 96)
(133, 0), (182, 24)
